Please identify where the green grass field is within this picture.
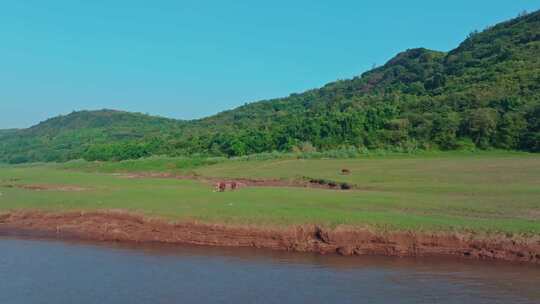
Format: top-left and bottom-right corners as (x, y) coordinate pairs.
(1, 152), (539, 235)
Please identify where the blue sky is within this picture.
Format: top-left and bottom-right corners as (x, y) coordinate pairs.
(1, 1), (538, 128)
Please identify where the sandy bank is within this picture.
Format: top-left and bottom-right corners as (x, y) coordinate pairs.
(0, 210), (539, 264)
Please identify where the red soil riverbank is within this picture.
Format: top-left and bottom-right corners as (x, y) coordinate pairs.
(1, 210), (539, 264)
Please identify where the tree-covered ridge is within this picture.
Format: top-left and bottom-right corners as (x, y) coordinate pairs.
(24, 109), (183, 136)
(180, 10), (540, 155)
(1, 10), (539, 163)
(0, 110), (186, 163)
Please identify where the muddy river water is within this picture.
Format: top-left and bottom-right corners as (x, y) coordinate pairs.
(1, 237), (539, 304)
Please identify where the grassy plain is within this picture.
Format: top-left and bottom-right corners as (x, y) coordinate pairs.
(1, 152), (539, 235)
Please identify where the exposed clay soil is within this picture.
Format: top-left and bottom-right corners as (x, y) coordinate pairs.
(120, 172), (348, 190)
(1, 210), (539, 264)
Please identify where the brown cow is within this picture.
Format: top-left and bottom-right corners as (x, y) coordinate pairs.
(341, 168), (351, 175)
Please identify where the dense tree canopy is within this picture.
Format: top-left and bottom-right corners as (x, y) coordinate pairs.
(1, 10), (539, 163)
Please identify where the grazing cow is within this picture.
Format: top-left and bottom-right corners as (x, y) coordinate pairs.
(341, 168), (351, 175)
(214, 181), (245, 192)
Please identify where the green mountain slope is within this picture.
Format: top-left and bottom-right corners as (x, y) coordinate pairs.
(1, 10), (539, 163)
(0, 110), (185, 163)
(182, 10), (540, 155)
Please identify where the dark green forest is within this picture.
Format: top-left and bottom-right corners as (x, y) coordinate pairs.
(1, 10), (539, 163)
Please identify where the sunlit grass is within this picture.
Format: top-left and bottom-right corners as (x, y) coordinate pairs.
(1, 152), (539, 235)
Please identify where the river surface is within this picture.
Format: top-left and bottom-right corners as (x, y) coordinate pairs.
(0, 236), (539, 304)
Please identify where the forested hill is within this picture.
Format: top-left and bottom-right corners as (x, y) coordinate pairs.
(1, 10), (539, 163)
(0, 110), (186, 163)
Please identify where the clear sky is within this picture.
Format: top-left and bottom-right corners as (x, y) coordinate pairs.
(1, 1), (538, 129)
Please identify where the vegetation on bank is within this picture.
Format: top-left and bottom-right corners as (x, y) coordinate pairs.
(1, 153), (539, 235)
(60, 150), (534, 174)
(1, 10), (539, 164)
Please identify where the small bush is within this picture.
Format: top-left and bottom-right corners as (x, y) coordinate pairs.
(340, 183), (352, 190)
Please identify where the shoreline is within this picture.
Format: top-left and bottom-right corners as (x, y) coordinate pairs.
(1, 210), (539, 264)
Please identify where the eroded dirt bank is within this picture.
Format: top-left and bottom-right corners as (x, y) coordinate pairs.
(1, 210), (539, 264)
(120, 172), (354, 190)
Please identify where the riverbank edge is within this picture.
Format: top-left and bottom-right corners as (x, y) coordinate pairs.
(1, 210), (539, 264)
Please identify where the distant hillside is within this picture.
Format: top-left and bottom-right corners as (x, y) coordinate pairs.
(1, 10), (539, 163)
(0, 110), (185, 163)
(0, 129), (17, 136)
(25, 110), (182, 136)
